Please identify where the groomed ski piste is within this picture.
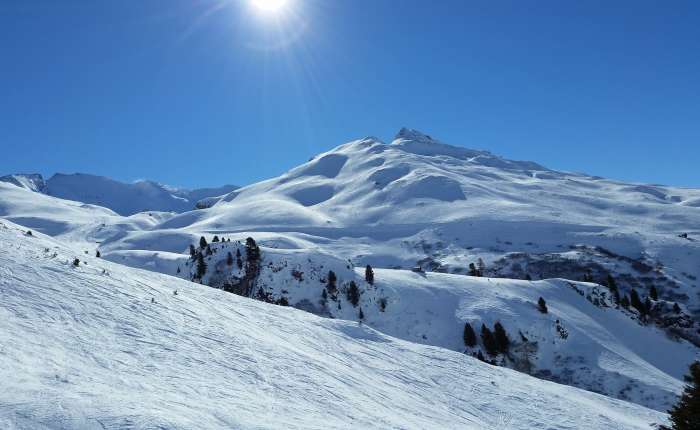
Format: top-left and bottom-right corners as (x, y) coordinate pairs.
(0, 220), (668, 429)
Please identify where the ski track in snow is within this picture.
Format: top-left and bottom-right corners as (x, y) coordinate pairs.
(0, 221), (668, 429)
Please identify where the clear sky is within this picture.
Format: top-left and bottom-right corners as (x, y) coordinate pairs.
(1, 0), (699, 188)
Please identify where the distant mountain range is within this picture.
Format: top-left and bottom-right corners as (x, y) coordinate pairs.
(0, 172), (237, 215)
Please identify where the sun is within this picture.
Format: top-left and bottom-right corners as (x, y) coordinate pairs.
(250, 0), (290, 14)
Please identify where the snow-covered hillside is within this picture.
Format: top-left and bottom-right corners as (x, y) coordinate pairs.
(172, 237), (697, 411)
(0, 173), (237, 215)
(0, 220), (667, 429)
(97, 129), (700, 346)
(2, 128), (699, 417)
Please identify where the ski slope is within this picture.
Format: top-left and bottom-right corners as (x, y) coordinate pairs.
(0, 220), (668, 429)
(177, 239), (697, 411)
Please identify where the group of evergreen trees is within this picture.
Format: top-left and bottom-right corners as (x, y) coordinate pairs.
(463, 321), (511, 358)
(468, 259), (486, 277)
(601, 273), (660, 318)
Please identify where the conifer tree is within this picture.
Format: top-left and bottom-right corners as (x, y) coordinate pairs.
(347, 281), (360, 307)
(476, 350), (485, 362)
(365, 265), (375, 285)
(189, 244), (196, 257)
(537, 297), (548, 314)
(236, 248), (243, 269)
(95, 250), (101, 258)
(359, 308), (365, 320)
(212, 235), (219, 243)
(481, 324), (498, 356)
(227, 252), (234, 266)
(463, 322), (477, 347)
(477, 258), (486, 276)
(606, 274), (617, 290)
(206, 245), (213, 256)
(493, 322), (510, 354)
(612, 289), (621, 306)
(620, 294), (630, 308)
(665, 361), (700, 430)
(199, 236), (208, 249)
(72, 258), (80, 267)
(644, 297), (653, 315)
(650, 285), (659, 301)
(630, 289), (645, 314)
(245, 237), (260, 262)
(196, 253), (207, 279)
(468, 263), (479, 277)
(674, 303), (682, 313)
(327, 270), (337, 290)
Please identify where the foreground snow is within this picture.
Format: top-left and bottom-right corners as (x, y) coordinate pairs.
(0, 220), (667, 429)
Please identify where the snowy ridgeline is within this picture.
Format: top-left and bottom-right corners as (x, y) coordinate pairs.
(0, 173), (238, 216)
(0, 220), (668, 429)
(178, 237), (696, 412)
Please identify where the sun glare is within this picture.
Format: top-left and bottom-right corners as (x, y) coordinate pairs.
(250, 0), (289, 14)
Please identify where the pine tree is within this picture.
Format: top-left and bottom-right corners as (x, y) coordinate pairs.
(226, 252), (234, 266)
(199, 236), (208, 249)
(245, 237), (260, 262)
(481, 324), (498, 356)
(650, 285), (659, 301)
(196, 253), (207, 279)
(644, 297), (653, 315)
(95, 250), (101, 258)
(206, 245), (213, 256)
(468, 263), (479, 277)
(477, 258), (486, 276)
(72, 258), (80, 267)
(365, 265), (374, 285)
(612, 289), (621, 306)
(212, 235), (220, 243)
(606, 274), (617, 290)
(463, 322), (477, 347)
(327, 270), (337, 290)
(630, 289), (645, 314)
(476, 350), (486, 362)
(189, 244), (196, 257)
(493, 322), (510, 354)
(620, 294), (631, 308)
(359, 308), (365, 320)
(666, 361), (700, 430)
(347, 281), (360, 307)
(674, 303), (682, 313)
(537, 297), (548, 314)
(236, 248), (243, 269)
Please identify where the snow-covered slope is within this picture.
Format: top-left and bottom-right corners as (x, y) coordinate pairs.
(176, 238), (698, 411)
(0, 173), (47, 192)
(2, 128), (699, 416)
(45, 173), (238, 215)
(0, 219), (667, 429)
(104, 129), (700, 324)
(0, 172), (238, 215)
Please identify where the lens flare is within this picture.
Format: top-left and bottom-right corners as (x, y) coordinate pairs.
(250, 0), (289, 14)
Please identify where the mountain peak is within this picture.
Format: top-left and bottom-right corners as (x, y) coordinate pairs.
(394, 127), (440, 144)
(0, 173), (47, 192)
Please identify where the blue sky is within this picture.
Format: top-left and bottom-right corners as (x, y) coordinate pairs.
(1, 0), (699, 188)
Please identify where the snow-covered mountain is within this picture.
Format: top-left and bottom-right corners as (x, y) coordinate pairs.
(0, 172), (238, 215)
(0, 219), (669, 429)
(1, 128), (699, 421)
